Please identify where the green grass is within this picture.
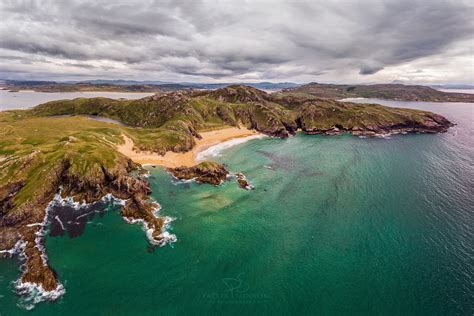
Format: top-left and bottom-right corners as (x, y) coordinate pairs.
(1, 85), (450, 215)
(0, 111), (195, 210)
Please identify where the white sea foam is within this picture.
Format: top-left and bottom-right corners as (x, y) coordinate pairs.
(11, 191), (128, 310)
(10, 199), (66, 310)
(141, 163), (158, 167)
(141, 170), (151, 178)
(171, 176), (197, 185)
(25, 223), (43, 227)
(0, 240), (26, 256)
(196, 134), (266, 161)
(7, 189), (172, 309)
(122, 201), (177, 247)
(49, 191), (127, 210)
(54, 216), (65, 231)
(122, 216), (177, 246)
(15, 281), (65, 311)
(375, 133), (392, 139)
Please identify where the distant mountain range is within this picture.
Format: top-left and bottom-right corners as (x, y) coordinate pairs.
(0, 79), (300, 91)
(1, 80), (473, 102)
(75, 80), (302, 90)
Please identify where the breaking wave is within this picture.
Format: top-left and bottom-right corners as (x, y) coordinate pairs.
(196, 134), (266, 162)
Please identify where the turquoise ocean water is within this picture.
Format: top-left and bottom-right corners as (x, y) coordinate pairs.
(0, 100), (473, 315)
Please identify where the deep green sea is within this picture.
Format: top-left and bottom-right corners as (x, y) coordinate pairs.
(1, 100), (473, 315)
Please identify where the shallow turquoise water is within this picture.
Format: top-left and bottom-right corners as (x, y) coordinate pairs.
(0, 100), (473, 315)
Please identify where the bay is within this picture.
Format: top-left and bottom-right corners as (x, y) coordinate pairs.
(0, 99), (472, 315)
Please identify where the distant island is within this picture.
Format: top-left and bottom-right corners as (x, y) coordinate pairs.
(0, 85), (456, 302)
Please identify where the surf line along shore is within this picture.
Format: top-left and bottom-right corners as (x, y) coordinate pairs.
(117, 127), (264, 168)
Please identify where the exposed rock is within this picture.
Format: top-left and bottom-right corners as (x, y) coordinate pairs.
(0, 180), (25, 216)
(0, 84), (457, 307)
(281, 82), (474, 102)
(295, 99), (453, 136)
(31, 85), (454, 142)
(210, 85), (269, 103)
(0, 156), (166, 299)
(168, 161), (229, 185)
(235, 172), (254, 190)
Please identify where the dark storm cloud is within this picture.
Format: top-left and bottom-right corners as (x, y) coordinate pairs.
(359, 65), (384, 75)
(0, 0), (472, 82)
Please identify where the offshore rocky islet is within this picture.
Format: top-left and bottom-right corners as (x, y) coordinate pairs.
(0, 85), (453, 304)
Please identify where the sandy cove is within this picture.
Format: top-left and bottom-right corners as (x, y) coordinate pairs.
(117, 127), (260, 168)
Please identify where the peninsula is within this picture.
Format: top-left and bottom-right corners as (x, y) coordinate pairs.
(3, 80), (473, 103)
(0, 85), (453, 302)
(281, 83), (474, 102)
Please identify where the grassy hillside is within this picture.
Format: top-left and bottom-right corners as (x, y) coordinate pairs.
(2, 84), (451, 213)
(280, 83), (474, 102)
(0, 85), (454, 296)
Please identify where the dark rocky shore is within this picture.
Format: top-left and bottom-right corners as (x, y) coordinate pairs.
(0, 84), (455, 303)
(0, 157), (166, 295)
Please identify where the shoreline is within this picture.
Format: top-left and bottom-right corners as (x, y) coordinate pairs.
(117, 127), (262, 168)
(2, 88), (160, 94)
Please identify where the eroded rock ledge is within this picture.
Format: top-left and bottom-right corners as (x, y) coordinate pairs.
(0, 84), (457, 309)
(168, 162), (256, 192)
(168, 161), (229, 185)
(0, 157), (170, 303)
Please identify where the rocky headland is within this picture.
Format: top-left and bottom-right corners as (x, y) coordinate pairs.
(0, 84), (455, 306)
(0, 156), (170, 300)
(280, 82), (474, 102)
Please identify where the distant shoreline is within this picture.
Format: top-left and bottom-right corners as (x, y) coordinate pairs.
(0, 90), (156, 111)
(2, 88), (158, 94)
(435, 88), (474, 94)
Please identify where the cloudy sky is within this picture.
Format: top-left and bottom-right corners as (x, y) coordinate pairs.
(0, 0), (473, 84)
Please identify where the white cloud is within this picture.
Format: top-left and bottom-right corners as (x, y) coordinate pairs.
(0, 0), (472, 83)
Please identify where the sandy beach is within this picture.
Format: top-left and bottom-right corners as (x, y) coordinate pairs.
(117, 127), (260, 168)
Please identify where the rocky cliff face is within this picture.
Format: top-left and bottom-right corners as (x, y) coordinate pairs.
(0, 156), (166, 299)
(294, 100), (453, 136)
(0, 181), (25, 218)
(0, 84), (456, 306)
(281, 82), (474, 102)
(31, 85), (454, 143)
(209, 86), (453, 138)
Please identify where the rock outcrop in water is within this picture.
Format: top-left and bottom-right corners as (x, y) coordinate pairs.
(0, 156), (168, 301)
(168, 161), (229, 185)
(0, 84), (456, 307)
(235, 172), (254, 190)
(168, 163), (256, 191)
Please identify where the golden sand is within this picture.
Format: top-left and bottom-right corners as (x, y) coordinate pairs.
(117, 127), (260, 168)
